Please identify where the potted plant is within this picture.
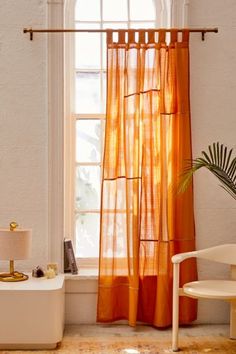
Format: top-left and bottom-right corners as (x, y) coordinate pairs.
(179, 142), (236, 200)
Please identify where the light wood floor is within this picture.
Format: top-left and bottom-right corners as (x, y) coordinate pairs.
(1, 324), (236, 353)
(63, 324), (236, 353)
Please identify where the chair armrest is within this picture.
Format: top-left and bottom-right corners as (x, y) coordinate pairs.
(172, 250), (198, 264)
(172, 244), (236, 265)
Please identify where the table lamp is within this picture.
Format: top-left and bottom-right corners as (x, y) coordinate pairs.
(0, 222), (32, 282)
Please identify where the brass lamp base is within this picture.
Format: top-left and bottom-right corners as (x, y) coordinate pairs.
(0, 271), (29, 282)
(0, 260), (28, 282)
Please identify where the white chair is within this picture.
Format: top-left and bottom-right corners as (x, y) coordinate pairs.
(172, 244), (236, 352)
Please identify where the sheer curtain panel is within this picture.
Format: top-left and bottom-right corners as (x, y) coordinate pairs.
(97, 29), (197, 327)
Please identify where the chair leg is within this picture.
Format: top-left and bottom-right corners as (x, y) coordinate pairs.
(172, 263), (180, 352)
(230, 300), (236, 339)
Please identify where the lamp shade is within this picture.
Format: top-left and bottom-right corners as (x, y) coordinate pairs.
(0, 229), (31, 260)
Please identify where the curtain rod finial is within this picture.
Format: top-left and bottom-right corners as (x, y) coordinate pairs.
(201, 27), (218, 40)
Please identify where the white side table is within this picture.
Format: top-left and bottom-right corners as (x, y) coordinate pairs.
(0, 274), (65, 349)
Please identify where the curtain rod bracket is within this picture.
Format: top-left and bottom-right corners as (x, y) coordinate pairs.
(23, 28), (33, 40)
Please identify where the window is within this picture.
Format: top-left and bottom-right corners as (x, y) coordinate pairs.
(71, 0), (161, 266)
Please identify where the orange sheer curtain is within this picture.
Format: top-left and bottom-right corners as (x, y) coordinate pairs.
(97, 29), (197, 327)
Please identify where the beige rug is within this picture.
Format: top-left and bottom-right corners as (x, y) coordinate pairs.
(1, 324), (236, 353)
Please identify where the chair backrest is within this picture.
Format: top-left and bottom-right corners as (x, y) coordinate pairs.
(195, 244), (236, 265)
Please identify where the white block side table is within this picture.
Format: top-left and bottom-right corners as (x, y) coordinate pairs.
(0, 274), (65, 349)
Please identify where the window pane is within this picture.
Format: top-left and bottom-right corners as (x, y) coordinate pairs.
(76, 120), (101, 163)
(103, 0), (128, 21)
(130, 0), (155, 21)
(102, 22), (128, 29)
(130, 22), (156, 29)
(75, 213), (100, 258)
(102, 33), (107, 70)
(75, 21), (101, 29)
(75, 0), (100, 21)
(75, 72), (101, 113)
(101, 212), (127, 258)
(101, 71), (106, 113)
(75, 32), (101, 69)
(76, 166), (100, 210)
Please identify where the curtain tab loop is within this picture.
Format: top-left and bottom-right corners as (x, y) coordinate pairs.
(107, 30), (113, 45)
(148, 30), (155, 44)
(128, 30), (135, 44)
(182, 30), (189, 43)
(118, 31), (126, 44)
(138, 30), (145, 44)
(158, 30), (166, 44)
(170, 30), (178, 43)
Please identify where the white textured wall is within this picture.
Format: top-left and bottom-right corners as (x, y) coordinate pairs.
(1, 0), (236, 325)
(189, 0), (236, 323)
(0, 0), (48, 270)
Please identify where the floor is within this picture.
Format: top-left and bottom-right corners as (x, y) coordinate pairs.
(1, 324), (236, 353)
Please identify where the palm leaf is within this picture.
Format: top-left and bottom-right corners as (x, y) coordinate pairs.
(179, 143), (236, 200)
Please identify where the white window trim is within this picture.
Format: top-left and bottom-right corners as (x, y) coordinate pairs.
(48, 0), (76, 272)
(64, 0), (76, 248)
(48, 0), (65, 272)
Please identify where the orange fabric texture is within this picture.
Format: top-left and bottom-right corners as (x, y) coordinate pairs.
(97, 30), (197, 327)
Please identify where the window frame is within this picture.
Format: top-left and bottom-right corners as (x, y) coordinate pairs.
(70, 0), (161, 268)
(72, 0), (160, 267)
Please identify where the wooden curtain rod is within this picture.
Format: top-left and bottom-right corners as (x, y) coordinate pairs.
(23, 27), (218, 41)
